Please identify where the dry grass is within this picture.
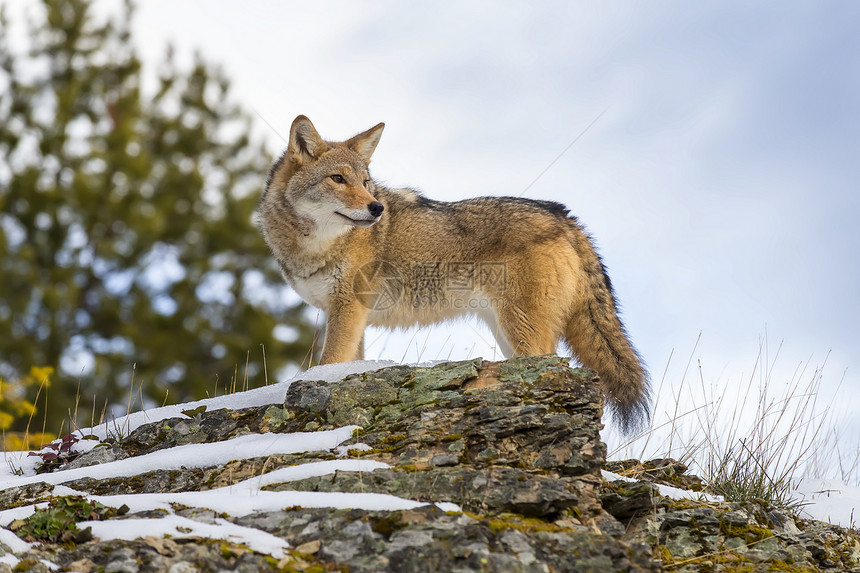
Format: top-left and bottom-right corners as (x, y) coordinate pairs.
(606, 333), (854, 514)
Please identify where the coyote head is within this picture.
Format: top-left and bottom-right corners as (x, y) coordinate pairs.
(263, 116), (385, 239)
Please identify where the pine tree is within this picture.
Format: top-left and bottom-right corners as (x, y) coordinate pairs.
(0, 0), (316, 434)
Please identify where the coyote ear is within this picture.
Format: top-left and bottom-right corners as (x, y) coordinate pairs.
(346, 122), (385, 162)
(289, 115), (327, 162)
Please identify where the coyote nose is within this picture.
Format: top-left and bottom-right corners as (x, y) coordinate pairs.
(368, 201), (384, 217)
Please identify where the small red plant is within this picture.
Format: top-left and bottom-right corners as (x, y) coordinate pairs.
(28, 433), (85, 473)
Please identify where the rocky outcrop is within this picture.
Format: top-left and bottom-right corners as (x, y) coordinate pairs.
(602, 475), (860, 572)
(1, 356), (858, 572)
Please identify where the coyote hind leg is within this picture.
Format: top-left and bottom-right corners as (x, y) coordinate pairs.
(495, 300), (558, 357)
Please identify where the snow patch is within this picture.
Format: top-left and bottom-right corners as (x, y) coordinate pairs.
(1, 427), (362, 488)
(602, 469), (724, 503)
(0, 526), (32, 553)
(83, 515), (291, 559)
(793, 478), (860, 528)
(77, 360), (395, 443)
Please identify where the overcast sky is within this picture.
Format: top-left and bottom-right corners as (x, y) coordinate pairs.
(4, 1), (854, 452)
(123, 2), (860, 433)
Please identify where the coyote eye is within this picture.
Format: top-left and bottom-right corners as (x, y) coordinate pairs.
(330, 174), (345, 184)
(363, 179), (371, 188)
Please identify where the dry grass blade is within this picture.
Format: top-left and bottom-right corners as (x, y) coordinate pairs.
(605, 334), (854, 516)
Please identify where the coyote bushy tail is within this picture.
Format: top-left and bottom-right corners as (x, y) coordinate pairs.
(564, 224), (651, 434)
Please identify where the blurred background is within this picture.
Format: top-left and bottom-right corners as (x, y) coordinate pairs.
(1, 1), (858, 467)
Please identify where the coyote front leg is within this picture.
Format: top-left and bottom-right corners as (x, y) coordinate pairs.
(320, 299), (369, 364)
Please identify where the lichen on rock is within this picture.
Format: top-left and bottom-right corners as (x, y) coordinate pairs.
(1, 356), (858, 572)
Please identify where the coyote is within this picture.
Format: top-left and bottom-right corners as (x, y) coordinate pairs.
(257, 116), (650, 432)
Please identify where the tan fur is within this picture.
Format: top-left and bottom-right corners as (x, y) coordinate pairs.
(257, 115), (651, 433)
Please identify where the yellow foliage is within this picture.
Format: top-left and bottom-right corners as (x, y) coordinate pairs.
(2, 432), (56, 452)
(29, 366), (54, 387)
(0, 366), (53, 433)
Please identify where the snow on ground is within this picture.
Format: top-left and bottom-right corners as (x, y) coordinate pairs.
(1, 360), (396, 480)
(0, 525), (33, 554)
(793, 479), (860, 528)
(1, 358), (858, 567)
(0, 552), (22, 568)
(602, 471), (860, 529)
(0, 360), (467, 563)
(602, 469), (725, 504)
(0, 458), (448, 527)
(0, 448), (457, 565)
(79, 360), (397, 441)
(0, 427), (363, 488)
(85, 514), (292, 559)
